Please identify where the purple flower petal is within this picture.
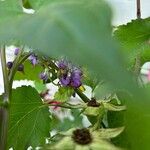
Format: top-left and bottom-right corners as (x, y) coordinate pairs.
(60, 76), (71, 86)
(72, 68), (82, 78)
(14, 48), (20, 55)
(70, 78), (82, 88)
(28, 54), (38, 66)
(39, 72), (48, 81)
(57, 59), (68, 69)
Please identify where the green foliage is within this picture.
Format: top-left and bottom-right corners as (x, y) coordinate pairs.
(0, 0), (150, 149)
(114, 18), (150, 65)
(34, 81), (47, 93)
(8, 86), (51, 149)
(14, 60), (43, 81)
(23, 0), (50, 10)
(54, 87), (74, 102)
(0, 0), (22, 19)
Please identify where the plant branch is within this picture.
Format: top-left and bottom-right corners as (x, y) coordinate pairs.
(0, 45), (9, 150)
(0, 46), (9, 103)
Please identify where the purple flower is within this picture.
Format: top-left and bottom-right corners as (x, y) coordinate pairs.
(7, 61), (13, 69)
(71, 68), (82, 78)
(14, 48), (20, 55)
(57, 58), (83, 88)
(28, 54), (38, 66)
(70, 78), (82, 88)
(70, 68), (82, 88)
(60, 76), (71, 86)
(39, 72), (48, 81)
(57, 59), (68, 70)
(18, 64), (24, 72)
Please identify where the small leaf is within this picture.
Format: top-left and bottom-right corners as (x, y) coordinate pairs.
(54, 87), (74, 102)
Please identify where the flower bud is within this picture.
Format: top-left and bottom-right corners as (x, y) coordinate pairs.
(14, 48), (20, 55)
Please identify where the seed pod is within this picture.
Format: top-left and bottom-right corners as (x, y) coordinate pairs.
(7, 61), (13, 69)
(18, 64), (24, 72)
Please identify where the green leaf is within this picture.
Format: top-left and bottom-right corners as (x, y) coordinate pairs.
(0, 0), (23, 24)
(14, 60), (43, 81)
(34, 81), (47, 93)
(0, 0), (133, 92)
(8, 86), (51, 149)
(54, 87), (74, 102)
(114, 18), (150, 65)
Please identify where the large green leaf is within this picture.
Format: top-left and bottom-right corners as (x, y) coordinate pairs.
(0, 0), (133, 90)
(8, 86), (51, 149)
(0, 0), (23, 23)
(114, 18), (150, 65)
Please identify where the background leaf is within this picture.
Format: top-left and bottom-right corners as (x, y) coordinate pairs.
(114, 18), (150, 66)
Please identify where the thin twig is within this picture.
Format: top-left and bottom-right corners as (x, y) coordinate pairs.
(137, 0), (141, 19)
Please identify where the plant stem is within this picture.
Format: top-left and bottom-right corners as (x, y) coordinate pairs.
(8, 47), (24, 93)
(0, 107), (9, 150)
(47, 103), (84, 109)
(134, 53), (141, 78)
(136, 0), (141, 19)
(74, 88), (89, 102)
(0, 46), (9, 150)
(1, 46), (9, 102)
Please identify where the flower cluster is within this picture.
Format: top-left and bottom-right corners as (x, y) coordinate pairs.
(57, 59), (83, 88)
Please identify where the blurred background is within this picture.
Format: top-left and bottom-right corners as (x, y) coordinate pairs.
(0, 0), (150, 94)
